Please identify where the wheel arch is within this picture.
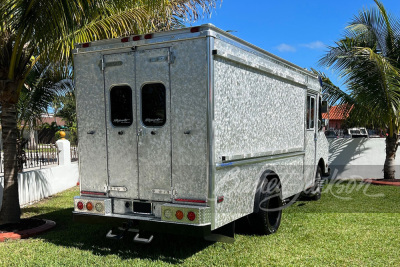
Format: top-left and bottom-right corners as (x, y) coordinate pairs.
(253, 170), (281, 213)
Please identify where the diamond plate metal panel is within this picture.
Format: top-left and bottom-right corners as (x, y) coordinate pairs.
(161, 204), (211, 225)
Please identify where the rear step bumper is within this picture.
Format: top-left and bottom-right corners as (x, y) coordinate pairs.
(73, 213), (212, 238)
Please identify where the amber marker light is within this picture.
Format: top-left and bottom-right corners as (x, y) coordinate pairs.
(86, 202), (93, 211)
(175, 210), (184, 220)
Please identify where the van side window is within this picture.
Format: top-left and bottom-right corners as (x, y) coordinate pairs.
(110, 85), (133, 127)
(141, 83), (166, 127)
(307, 95), (315, 129)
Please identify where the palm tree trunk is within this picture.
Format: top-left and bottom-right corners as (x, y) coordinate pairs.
(383, 135), (398, 179)
(0, 103), (21, 225)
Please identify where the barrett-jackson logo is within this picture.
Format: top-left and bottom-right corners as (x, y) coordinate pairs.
(113, 118), (131, 124)
(145, 118), (163, 124)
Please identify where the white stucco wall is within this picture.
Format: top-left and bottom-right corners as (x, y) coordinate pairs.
(0, 163), (79, 208)
(328, 138), (400, 179)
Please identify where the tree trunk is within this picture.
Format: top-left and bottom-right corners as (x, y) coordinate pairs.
(383, 135), (398, 179)
(0, 78), (21, 225)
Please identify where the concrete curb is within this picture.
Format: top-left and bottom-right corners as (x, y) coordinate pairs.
(0, 219), (56, 242)
(364, 179), (400, 187)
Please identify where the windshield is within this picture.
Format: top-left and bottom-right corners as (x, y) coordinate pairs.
(350, 130), (361, 134)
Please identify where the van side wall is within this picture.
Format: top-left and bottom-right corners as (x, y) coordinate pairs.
(212, 38), (308, 229)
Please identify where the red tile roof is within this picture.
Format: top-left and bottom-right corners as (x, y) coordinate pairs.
(39, 116), (66, 126)
(322, 105), (352, 120)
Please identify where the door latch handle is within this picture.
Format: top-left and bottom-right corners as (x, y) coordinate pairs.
(87, 130), (95, 135)
(118, 131), (124, 135)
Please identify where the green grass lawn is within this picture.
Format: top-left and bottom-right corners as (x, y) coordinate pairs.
(0, 181), (399, 266)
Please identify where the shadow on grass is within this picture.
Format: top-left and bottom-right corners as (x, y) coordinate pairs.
(32, 207), (212, 264)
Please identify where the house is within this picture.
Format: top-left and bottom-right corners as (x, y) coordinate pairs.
(322, 105), (352, 130)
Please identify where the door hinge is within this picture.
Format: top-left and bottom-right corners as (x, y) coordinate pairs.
(152, 188), (177, 198)
(168, 51), (175, 64)
(109, 186), (128, 192)
(99, 58), (105, 71)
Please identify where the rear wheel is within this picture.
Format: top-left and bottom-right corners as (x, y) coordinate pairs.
(250, 178), (282, 235)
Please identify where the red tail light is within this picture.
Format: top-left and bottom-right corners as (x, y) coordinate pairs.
(121, 37), (129, 43)
(144, 34), (153, 39)
(82, 42), (90, 48)
(77, 201), (84, 210)
(187, 211), (196, 221)
(190, 27), (200, 33)
(132, 35), (141, 41)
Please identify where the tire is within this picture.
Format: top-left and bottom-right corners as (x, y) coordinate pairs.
(302, 166), (322, 201)
(250, 178), (282, 235)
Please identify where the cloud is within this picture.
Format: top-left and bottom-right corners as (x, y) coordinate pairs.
(276, 43), (296, 52)
(301, 41), (325, 50)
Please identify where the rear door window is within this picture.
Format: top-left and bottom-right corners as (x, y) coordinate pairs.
(141, 83), (166, 127)
(110, 85), (133, 127)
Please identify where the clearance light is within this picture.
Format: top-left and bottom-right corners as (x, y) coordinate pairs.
(187, 211), (196, 221)
(82, 42), (90, 48)
(86, 202), (93, 211)
(144, 34), (153, 39)
(132, 35), (141, 41)
(95, 203), (103, 212)
(175, 210), (184, 220)
(121, 37), (129, 43)
(190, 27), (200, 33)
(77, 201), (84, 210)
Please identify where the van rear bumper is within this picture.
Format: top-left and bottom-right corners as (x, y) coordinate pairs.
(73, 212), (212, 237)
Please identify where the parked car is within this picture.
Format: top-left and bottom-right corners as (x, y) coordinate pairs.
(325, 130), (338, 138)
(344, 127), (369, 138)
(367, 129), (382, 138)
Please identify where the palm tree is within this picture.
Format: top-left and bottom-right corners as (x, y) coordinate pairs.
(319, 0), (400, 179)
(0, 0), (216, 225)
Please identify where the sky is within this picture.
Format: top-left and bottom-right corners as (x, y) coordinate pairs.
(191, 0), (400, 90)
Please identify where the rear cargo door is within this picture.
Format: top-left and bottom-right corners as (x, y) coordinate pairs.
(104, 52), (139, 199)
(136, 48), (172, 202)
